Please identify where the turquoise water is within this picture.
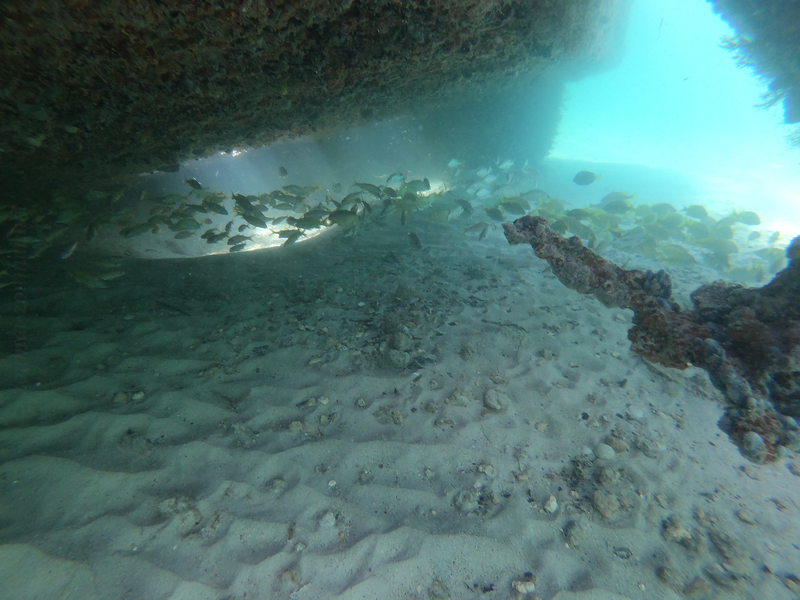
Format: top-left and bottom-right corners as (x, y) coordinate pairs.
(1, 2), (799, 600)
(554, 0), (800, 232)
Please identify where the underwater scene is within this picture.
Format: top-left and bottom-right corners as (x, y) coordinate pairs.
(1, 1), (799, 599)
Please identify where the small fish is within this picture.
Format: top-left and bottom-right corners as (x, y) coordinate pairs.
(68, 270), (107, 288)
(55, 208), (82, 225)
(660, 243), (696, 266)
(748, 231), (761, 241)
(464, 222), (489, 234)
(698, 237), (738, 254)
(326, 210), (359, 227)
(716, 215), (739, 228)
(651, 203), (677, 215)
(711, 224), (734, 240)
(207, 231), (228, 244)
(152, 193), (185, 206)
(497, 158), (514, 170)
(229, 243), (246, 253)
(172, 218), (201, 231)
(98, 271), (125, 281)
(428, 209), (450, 223)
(185, 178), (203, 190)
(538, 198), (565, 215)
(573, 171), (599, 185)
(202, 200), (228, 215)
(476, 167), (491, 178)
(278, 166), (288, 177)
(756, 247), (786, 273)
(521, 189), (550, 202)
(601, 192), (634, 203)
(593, 236), (611, 254)
(233, 193), (254, 211)
(341, 191), (364, 206)
(756, 247), (785, 261)
(383, 187), (398, 198)
(683, 205), (708, 219)
(174, 231), (194, 239)
(702, 249), (731, 272)
(355, 182), (383, 196)
(386, 173), (405, 186)
(567, 208), (593, 220)
(447, 158), (462, 168)
(227, 235), (252, 245)
(735, 211), (760, 226)
(659, 212), (684, 229)
(499, 201), (526, 215)
(238, 223), (250, 232)
(408, 231), (422, 249)
(643, 222), (670, 241)
(294, 216), (324, 230)
(601, 200), (631, 215)
(242, 213), (268, 228)
(485, 207), (504, 222)
(283, 230), (303, 245)
(455, 198), (473, 216)
(685, 221), (710, 239)
(563, 216), (595, 241)
(201, 229), (218, 240)
(406, 178), (431, 193)
(302, 209), (328, 221)
(282, 184), (307, 197)
(768, 231), (780, 245)
(60, 241), (78, 259)
(149, 210), (172, 223)
(478, 225), (489, 240)
(503, 195), (530, 210)
(120, 223), (151, 238)
(184, 203), (210, 215)
(270, 190), (295, 203)
(332, 182), (342, 193)
(400, 210), (406, 227)
(275, 228), (304, 239)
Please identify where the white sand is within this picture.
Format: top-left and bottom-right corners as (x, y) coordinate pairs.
(1, 214), (799, 600)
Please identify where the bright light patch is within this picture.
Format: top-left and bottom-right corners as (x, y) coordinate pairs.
(550, 0), (800, 236)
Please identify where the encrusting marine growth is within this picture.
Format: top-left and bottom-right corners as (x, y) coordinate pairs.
(504, 215), (800, 463)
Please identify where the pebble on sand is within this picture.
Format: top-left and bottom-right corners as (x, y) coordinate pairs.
(594, 443), (616, 460)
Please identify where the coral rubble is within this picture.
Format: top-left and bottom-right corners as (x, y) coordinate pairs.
(503, 215), (800, 462)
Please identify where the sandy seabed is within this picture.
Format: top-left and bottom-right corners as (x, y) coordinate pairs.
(1, 214), (799, 600)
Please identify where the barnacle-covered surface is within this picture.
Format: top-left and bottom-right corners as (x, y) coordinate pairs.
(504, 215), (800, 462)
(0, 0), (629, 200)
(710, 0), (800, 124)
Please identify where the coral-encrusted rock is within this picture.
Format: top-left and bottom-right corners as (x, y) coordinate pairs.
(504, 216), (800, 462)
